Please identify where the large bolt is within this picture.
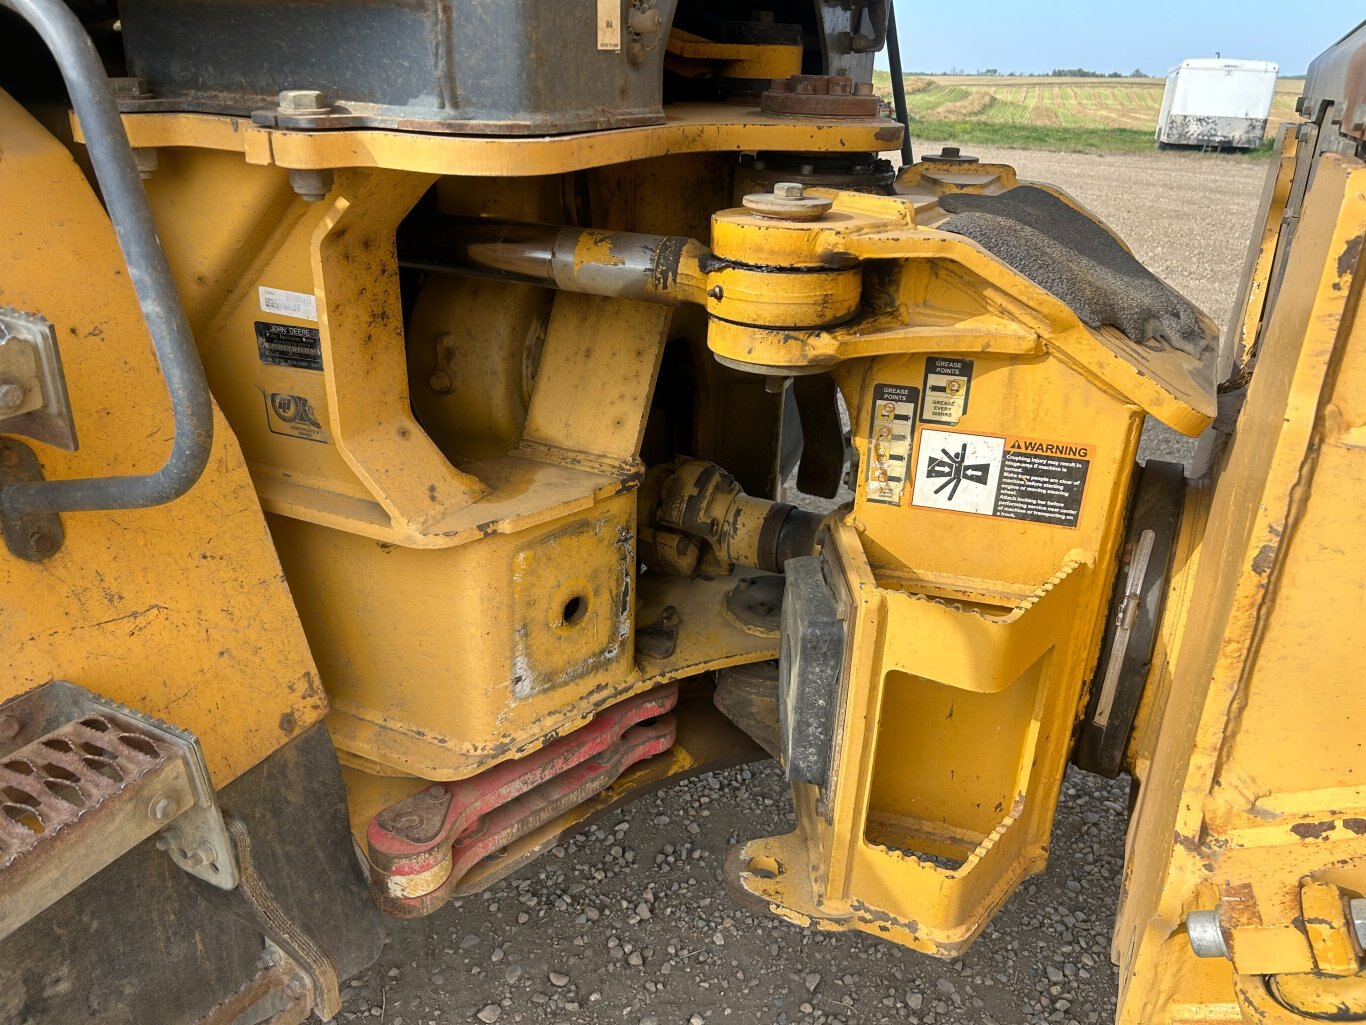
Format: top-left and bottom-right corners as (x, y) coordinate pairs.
(278, 89), (329, 113)
(257, 946), (283, 971)
(288, 168), (334, 203)
(283, 974), (308, 1000)
(149, 795), (180, 822)
(0, 379), (25, 412)
(183, 841), (219, 869)
(1186, 909), (1230, 959)
(772, 182), (805, 199)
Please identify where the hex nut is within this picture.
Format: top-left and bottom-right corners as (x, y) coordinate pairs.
(278, 89), (329, 113)
(149, 796), (180, 822)
(288, 169), (335, 203)
(184, 841), (219, 868)
(772, 182), (806, 199)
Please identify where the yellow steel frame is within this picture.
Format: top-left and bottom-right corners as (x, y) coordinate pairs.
(1115, 150), (1366, 1024)
(112, 109), (898, 826)
(710, 161), (1215, 953)
(0, 91), (321, 787)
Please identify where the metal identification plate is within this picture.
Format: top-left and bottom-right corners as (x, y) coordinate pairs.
(255, 322), (323, 371)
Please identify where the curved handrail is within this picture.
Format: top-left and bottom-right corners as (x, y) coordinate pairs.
(0, 0), (212, 516)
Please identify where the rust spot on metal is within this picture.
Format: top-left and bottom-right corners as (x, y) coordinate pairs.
(1173, 831), (1200, 854)
(1291, 820), (1337, 840)
(1337, 234), (1363, 278)
(1343, 817), (1366, 835)
(1250, 543), (1277, 575)
(279, 712), (297, 734)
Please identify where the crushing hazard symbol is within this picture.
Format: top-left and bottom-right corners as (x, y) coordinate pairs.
(913, 429), (1004, 515)
(911, 428), (1092, 527)
(924, 442), (992, 501)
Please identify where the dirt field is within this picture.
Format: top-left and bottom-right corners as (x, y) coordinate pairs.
(878, 74), (1300, 136)
(333, 149), (1270, 1025)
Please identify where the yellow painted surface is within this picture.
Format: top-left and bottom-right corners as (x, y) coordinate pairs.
(0, 91), (322, 786)
(721, 154), (1218, 953)
(1115, 154), (1366, 1023)
(97, 103), (901, 177)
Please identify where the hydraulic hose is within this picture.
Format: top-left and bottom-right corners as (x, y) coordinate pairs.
(885, 0), (914, 167)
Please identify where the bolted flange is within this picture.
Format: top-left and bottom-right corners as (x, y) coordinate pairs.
(741, 182), (834, 222)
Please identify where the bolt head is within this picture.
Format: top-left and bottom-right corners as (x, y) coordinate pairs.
(772, 182), (806, 199)
(28, 530), (54, 556)
(278, 89), (328, 112)
(0, 380), (25, 412)
(428, 369), (454, 393)
(284, 974), (308, 1000)
(0, 714), (20, 740)
(109, 77), (150, 99)
(149, 796), (179, 822)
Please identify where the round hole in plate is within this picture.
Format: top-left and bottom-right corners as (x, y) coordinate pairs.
(561, 595), (587, 627)
(746, 854), (781, 879)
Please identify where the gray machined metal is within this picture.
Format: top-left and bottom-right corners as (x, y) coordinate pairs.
(0, 681), (238, 942)
(115, 0), (679, 136)
(1186, 909), (1231, 959)
(399, 218), (704, 304)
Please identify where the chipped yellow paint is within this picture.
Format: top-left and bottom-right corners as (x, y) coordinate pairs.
(94, 103), (901, 177)
(719, 157), (1216, 950)
(1115, 154), (1366, 1024)
(0, 91), (322, 785)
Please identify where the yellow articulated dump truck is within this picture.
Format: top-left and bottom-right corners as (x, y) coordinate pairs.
(0, 2), (1362, 1022)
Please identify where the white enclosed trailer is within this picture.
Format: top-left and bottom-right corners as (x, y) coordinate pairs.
(1156, 58), (1280, 150)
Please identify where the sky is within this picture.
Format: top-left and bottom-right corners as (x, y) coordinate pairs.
(874, 3), (1362, 77)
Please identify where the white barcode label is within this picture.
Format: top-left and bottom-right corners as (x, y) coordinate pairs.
(259, 285), (318, 322)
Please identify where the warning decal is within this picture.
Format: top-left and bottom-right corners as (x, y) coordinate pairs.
(920, 357), (973, 426)
(912, 429), (1091, 527)
(865, 384), (919, 506)
(256, 321), (323, 371)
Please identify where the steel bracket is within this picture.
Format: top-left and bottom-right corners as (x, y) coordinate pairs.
(0, 436), (64, 561)
(0, 307), (78, 451)
(0, 681), (238, 942)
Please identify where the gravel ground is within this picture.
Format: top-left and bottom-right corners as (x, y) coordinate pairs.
(335, 148), (1269, 1025)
